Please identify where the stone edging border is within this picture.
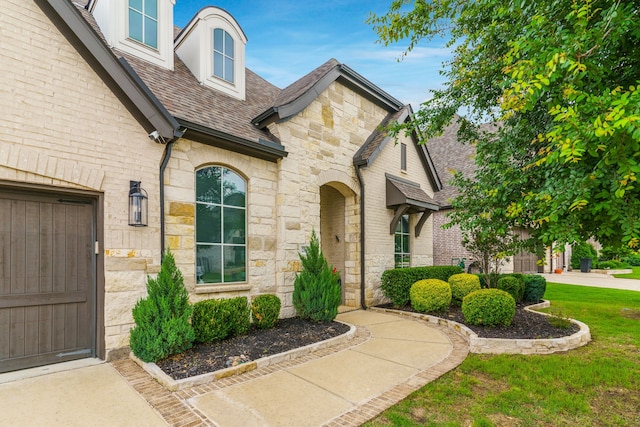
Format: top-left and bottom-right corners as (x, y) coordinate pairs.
(369, 301), (591, 355)
(130, 321), (357, 391)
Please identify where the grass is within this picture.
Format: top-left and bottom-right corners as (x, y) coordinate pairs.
(613, 266), (640, 280)
(364, 283), (640, 427)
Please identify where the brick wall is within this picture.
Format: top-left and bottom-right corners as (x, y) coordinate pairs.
(2, 0), (165, 357)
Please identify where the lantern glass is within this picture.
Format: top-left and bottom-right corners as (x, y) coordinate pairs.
(128, 181), (148, 227)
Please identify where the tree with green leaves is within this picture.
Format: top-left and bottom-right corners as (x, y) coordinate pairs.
(369, 0), (640, 250)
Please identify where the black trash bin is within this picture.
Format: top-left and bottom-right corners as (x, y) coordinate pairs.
(580, 257), (592, 273)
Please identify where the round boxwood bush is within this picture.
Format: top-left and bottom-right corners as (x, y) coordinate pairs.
(409, 279), (452, 313)
(251, 294), (281, 329)
(462, 289), (516, 327)
(448, 273), (481, 306)
(497, 276), (525, 303)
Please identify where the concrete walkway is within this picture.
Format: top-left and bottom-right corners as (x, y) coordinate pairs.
(2, 274), (637, 426)
(0, 359), (166, 426)
(541, 271), (640, 292)
(0, 310), (469, 427)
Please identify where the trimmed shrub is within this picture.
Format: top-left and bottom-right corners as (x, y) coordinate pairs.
(597, 260), (631, 269)
(623, 254), (640, 266)
(192, 297), (250, 343)
(497, 276), (525, 302)
(409, 279), (452, 313)
(192, 299), (232, 343)
(251, 294), (281, 329)
(130, 251), (195, 362)
(381, 266), (463, 307)
(523, 274), (547, 302)
(462, 289), (516, 327)
(448, 273), (481, 306)
(570, 241), (597, 269)
(227, 296), (251, 336)
(293, 230), (341, 322)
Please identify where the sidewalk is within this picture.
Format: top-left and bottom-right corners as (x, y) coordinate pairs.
(0, 359), (166, 427)
(541, 271), (640, 292)
(0, 310), (469, 427)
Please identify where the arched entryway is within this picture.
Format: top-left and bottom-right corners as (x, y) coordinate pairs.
(320, 185), (346, 301)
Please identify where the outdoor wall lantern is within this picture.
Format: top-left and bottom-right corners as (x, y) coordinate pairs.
(128, 180), (148, 227)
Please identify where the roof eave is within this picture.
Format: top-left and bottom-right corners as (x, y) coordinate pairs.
(177, 119), (287, 163)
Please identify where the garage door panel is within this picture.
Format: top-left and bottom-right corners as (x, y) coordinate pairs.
(38, 305), (53, 354)
(0, 190), (95, 373)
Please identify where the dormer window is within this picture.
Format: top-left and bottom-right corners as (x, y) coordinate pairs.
(128, 0), (158, 49)
(89, 0), (174, 70)
(213, 29), (234, 83)
(175, 7), (247, 100)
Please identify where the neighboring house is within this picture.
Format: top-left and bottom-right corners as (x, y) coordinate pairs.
(0, 0), (442, 372)
(428, 119), (540, 273)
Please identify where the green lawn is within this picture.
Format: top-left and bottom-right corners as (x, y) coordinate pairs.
(613, 266), (640, 280)
(364, 283), (640, 427)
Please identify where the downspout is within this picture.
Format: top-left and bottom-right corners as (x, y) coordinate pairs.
(355, 164), (367, 310)
(159, 139), (175, 258)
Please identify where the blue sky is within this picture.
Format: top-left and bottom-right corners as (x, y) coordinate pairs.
(173, 1), (451, 108)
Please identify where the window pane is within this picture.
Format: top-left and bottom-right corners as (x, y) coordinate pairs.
(128, 10), (143, 42)
(197, 245), (221, 284)
(222, 170), (245, 206)
(394, 234), (402, 253)
(225, 58), (234, 83)
(223, 207), (245, 244)
(196, 204), (221, 243)
(144, 17), (158, 48)
(403, 234), (410, 253)
(129, 0), (142, 11)
(213, 28), (223, 52)
(196, 167), (221, 204)
(401, 215), (409, 233)
(223, 246), (245, 282)
(144, 0), (157, 19)
(213, 52), (223, 78)
(225, 32), (234, 59)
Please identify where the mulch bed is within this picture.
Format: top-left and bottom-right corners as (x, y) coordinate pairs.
(156, 317), (350, 380)
(383, 302), (580, 340)
(156, 303), (579, 381)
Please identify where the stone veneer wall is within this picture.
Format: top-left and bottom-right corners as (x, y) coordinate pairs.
(163, 139), (280, 301)
(2, 0), (165, 358)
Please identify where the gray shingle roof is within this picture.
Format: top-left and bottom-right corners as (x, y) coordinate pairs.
(427, 119), (477, 208)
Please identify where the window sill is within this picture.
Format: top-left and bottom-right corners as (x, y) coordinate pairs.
(195, 283), (252, 294)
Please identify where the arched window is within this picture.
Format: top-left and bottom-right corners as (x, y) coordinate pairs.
(213, 28), (234, 83)
(195, 166), (246, 284)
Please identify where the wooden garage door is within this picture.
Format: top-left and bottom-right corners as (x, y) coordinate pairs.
(0, 190), (95, 373)
(513, 228), (540, 273)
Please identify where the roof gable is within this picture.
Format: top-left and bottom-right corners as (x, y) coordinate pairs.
(354, 106), (443, 192)
(252, 59), (404, 128)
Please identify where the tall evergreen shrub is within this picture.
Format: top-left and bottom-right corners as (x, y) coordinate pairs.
(292, 230), (341, 322)
(129, 251), (195, 363)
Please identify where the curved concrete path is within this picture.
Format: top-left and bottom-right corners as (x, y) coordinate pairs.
(183, 310), (468, 427)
